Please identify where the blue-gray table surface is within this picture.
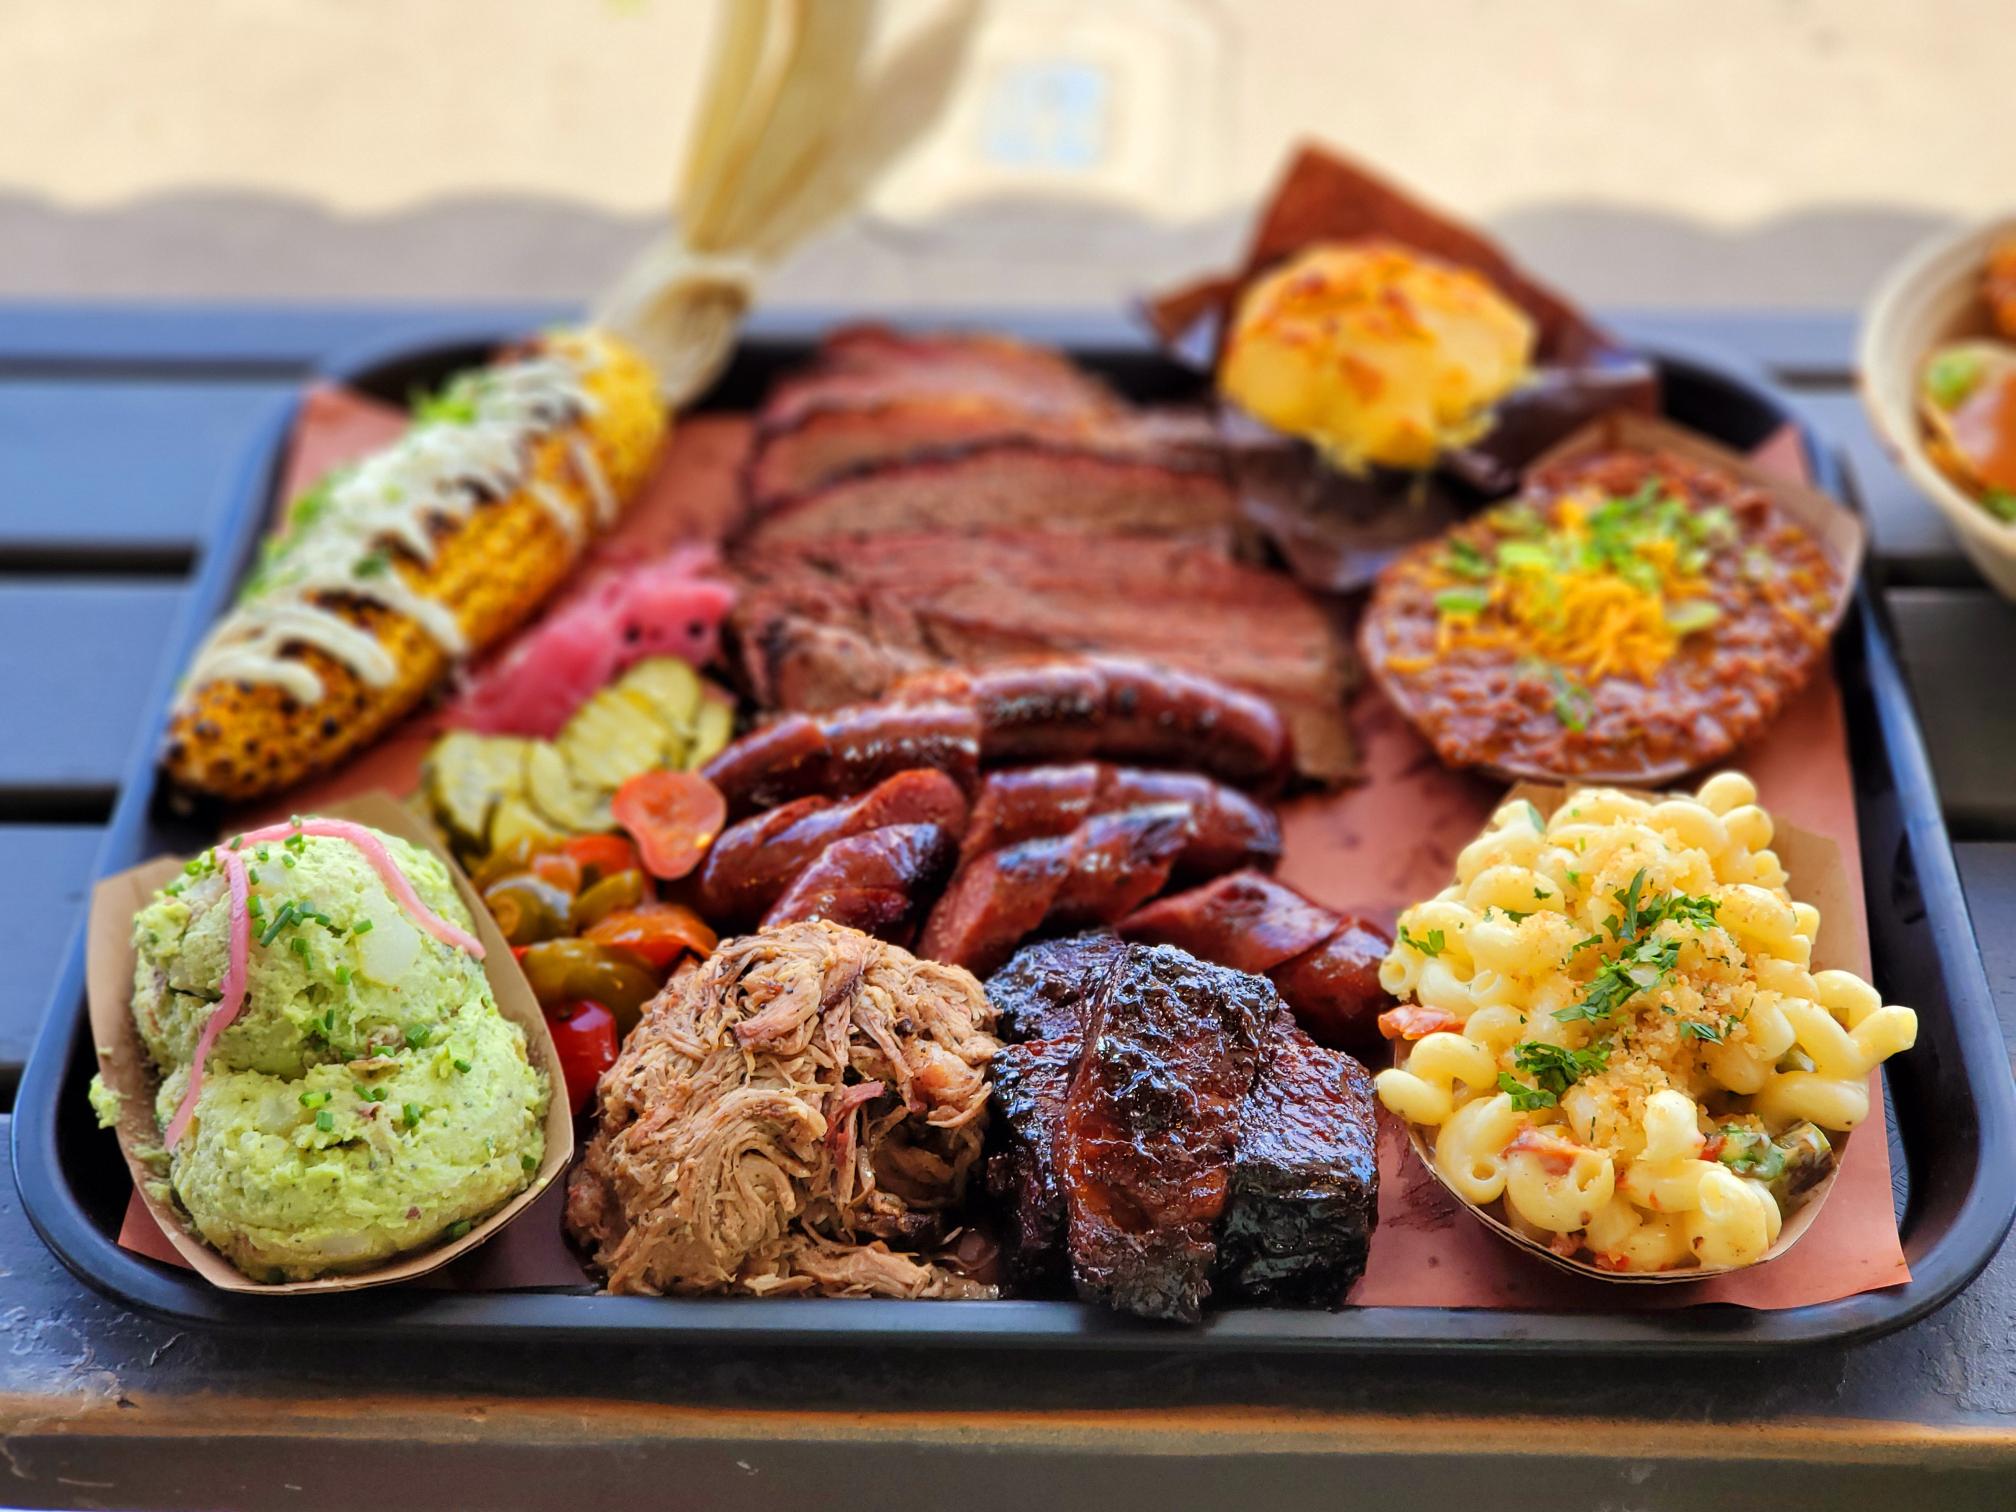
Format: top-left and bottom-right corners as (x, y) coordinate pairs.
(0, 303), (2012, 1511)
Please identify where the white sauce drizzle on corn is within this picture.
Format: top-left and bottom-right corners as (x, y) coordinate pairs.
(181, 334), (612, 707)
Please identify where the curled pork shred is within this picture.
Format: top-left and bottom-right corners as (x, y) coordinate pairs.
(566, 920), (1000, 1297)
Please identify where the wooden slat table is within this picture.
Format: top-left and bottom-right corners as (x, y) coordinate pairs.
(3, 305), (2014, 1510)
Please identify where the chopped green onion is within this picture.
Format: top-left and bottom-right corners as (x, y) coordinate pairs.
(314, 1109), (334, 1133)
(1433, 587), (1490, 617)
(1665, 600), (1723, 635)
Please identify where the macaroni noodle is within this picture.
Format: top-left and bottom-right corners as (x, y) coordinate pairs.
(1373, 773), (1918, 1273)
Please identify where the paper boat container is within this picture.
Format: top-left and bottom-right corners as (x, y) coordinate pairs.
(1390, 779), (1864, 1283)
(85, 790), (571, 1294)
(1361, 409), (1869, 789)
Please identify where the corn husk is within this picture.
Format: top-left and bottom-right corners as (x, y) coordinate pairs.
(595, 0), (981, 406)
(1389, 779), (1864, 1283)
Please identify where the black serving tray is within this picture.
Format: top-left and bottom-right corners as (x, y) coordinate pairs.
(15, 310), (2016, 1352)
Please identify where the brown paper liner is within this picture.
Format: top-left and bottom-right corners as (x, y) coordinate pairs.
(1359, 410), (1869, 788)
(1389, 779), (1867, 1283)
(86, 791), (572, 1293)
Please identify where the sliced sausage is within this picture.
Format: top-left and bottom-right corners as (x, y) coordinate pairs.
(918, 835), (1072, 976)
(822, 698), (982, 799)
(1119, 870), (1334, 974)
(1044, 804), (1192, 931)
(1266, 918), (1393, 1054)
(699, 769), (970, 925)
(959, 763), (1281, 880)
(1083, 658), (1290, 792)
(700, 713), (830, 815)
(761, 822), (959, 947)
(1119, 870), (1395, 1051)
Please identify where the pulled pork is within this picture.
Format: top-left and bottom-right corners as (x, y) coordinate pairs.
(566, 920), (1000, 1297)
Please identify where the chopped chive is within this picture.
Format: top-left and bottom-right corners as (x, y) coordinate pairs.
(402, 1103), (423, 1129)
(446, 1220), (473, 1240)
(405, 1024), (432, 1049)
(298, 1089), (331, 1108)
(352, 919), (374, 936)
(282, 854), (297, 869)
(334, 964), (351, 987)
(258, 901), (298, 947)
(314, 1109), (334, 1133)
(453, 1058), (472, 1073)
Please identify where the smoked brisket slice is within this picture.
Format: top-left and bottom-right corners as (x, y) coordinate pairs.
(728, 531), (1356, 783)
(741, 440), (1241, 551)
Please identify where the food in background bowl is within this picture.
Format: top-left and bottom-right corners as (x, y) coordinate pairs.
(96, 817), (549, 1281)
(1372, 774), (1916, 1276)
(1913, 234), (2016, 526)
(1220, 241), (1538, 473)
(1861, 218), (2016, 600)
(1362, 441), (1847, 783)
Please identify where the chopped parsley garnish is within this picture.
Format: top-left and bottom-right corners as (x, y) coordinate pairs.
(1398, 924), (1446, 957)
(1500, 909), (1532, 924)
(1680, 1018), (1728, 1043)
(1497, 1073), (1558, 1111)
(1555, 871), (1720, 1026)
(1499, 1038), (1612, 1109)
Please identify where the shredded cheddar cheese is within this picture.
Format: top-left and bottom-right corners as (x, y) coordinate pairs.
(1425, 482), (1734, 687)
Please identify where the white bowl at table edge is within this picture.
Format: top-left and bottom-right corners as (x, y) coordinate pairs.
(1858, 214), (2016, 601)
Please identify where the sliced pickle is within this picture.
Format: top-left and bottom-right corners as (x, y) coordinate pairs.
(620, 657), (704, 739)
(524, 741), (614, 834)
(685, 694), (735, 771)
(558, 687), (670, 793)
(422, 731), (533, 857)
(488, 794), (565, 857)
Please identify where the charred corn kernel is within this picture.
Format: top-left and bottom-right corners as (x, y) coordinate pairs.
(162, 329), (665, 801)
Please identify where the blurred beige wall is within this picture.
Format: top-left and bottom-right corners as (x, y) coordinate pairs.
(0, 0), (2011, 306)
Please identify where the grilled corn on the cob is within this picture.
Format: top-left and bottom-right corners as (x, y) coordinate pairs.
(163, 328), (665, 801)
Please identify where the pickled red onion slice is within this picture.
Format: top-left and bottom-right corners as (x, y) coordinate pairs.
(237, 818), (485, 958)
(162, 851), (249, 1151)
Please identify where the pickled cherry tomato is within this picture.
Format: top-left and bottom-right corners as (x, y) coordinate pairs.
(611, 770), (726, 881)
(547, 999), (619, 1114)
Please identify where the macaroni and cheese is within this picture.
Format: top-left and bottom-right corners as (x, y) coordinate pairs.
(1373, 772), (1917, 1274)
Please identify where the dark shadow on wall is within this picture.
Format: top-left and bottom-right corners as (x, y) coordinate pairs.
(0, 189), (1962, 311)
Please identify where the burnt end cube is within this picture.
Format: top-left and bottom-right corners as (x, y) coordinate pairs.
(1218, 1022), (1379, 1307)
